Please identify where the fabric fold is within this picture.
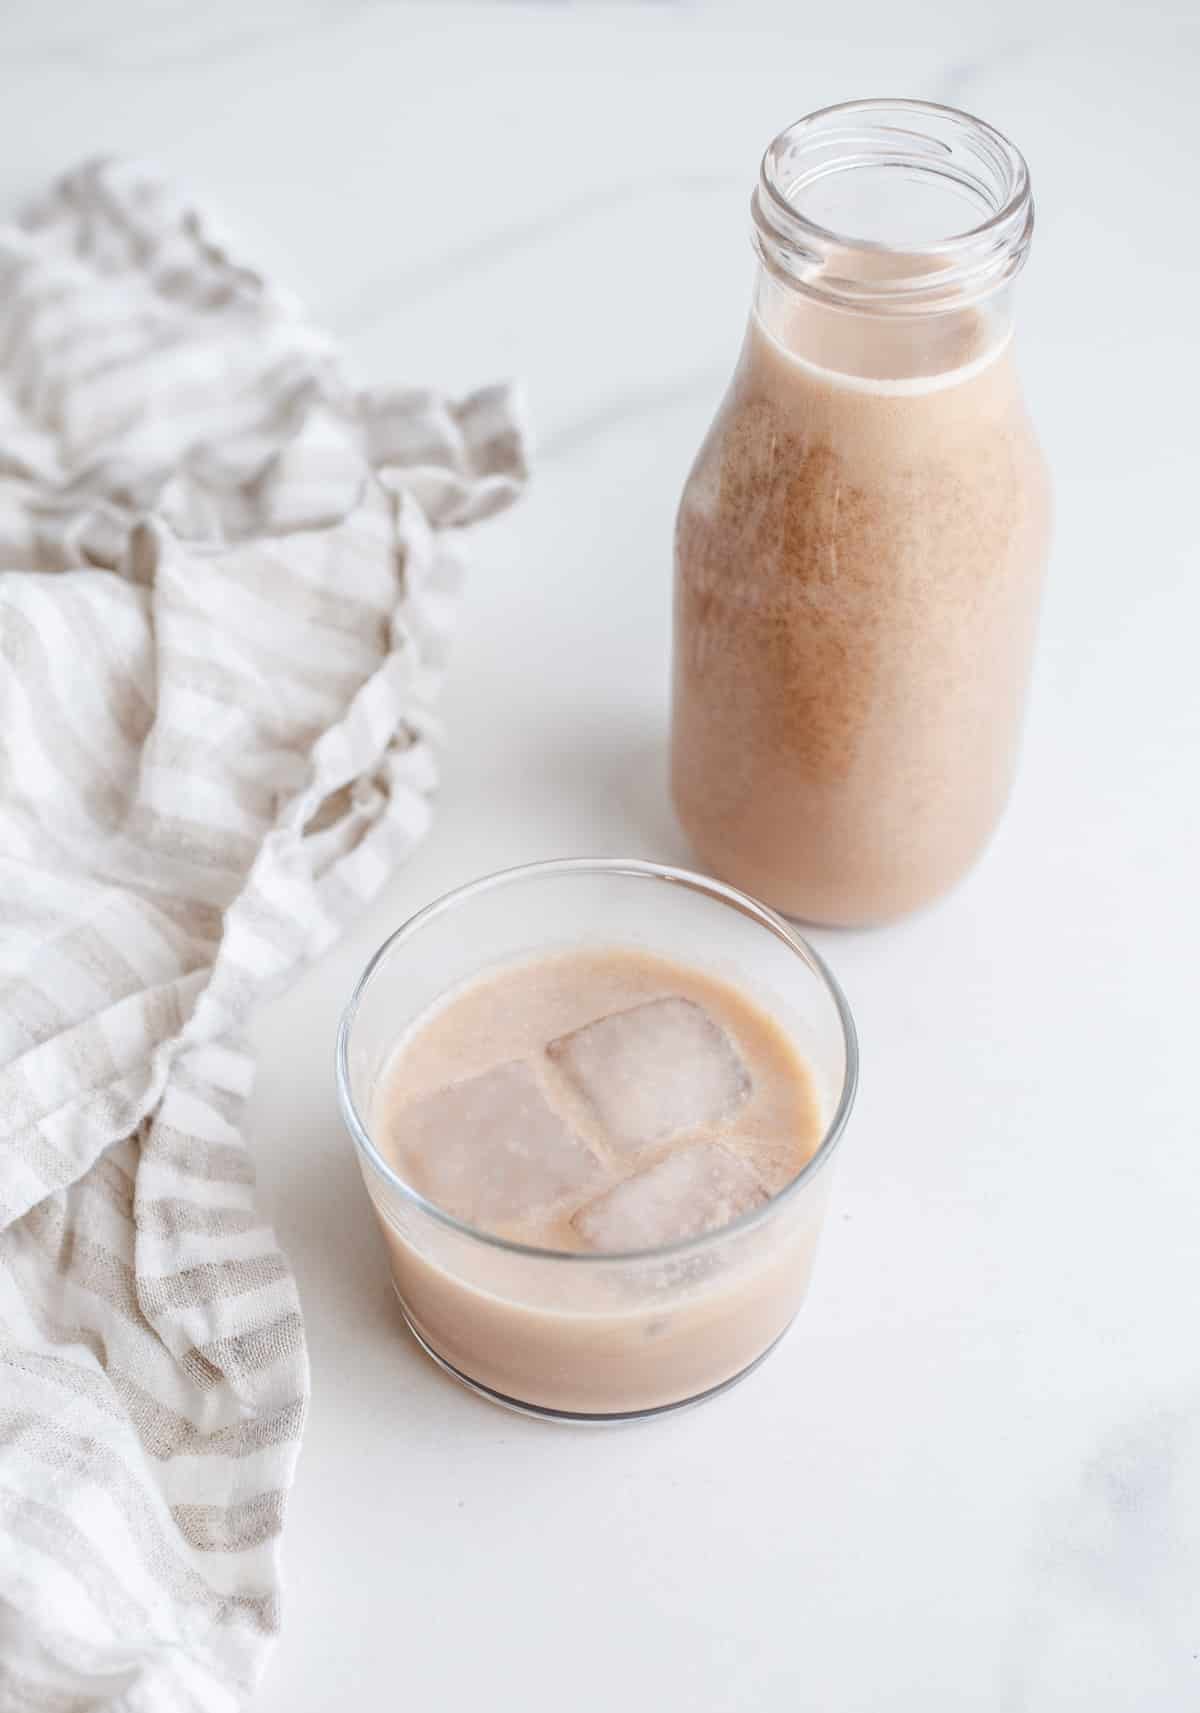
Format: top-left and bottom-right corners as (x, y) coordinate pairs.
(0, 156), (527, 1709)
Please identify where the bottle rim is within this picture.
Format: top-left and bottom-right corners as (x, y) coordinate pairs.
(752, 98), (1034, 315)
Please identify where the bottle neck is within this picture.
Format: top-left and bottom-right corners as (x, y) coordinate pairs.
(753, 265), (1016, 389)
(750, 100), (1031, 387)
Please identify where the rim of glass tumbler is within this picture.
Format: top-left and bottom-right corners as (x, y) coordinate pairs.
(336, 857), (859, 1267)
(752, 96), (1033, 311)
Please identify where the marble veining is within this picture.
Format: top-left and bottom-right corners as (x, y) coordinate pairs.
(337, 169), (741, 329)
(1004, 1401), (1200, 1706)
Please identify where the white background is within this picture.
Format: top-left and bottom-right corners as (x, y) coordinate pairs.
(6, 3), (1198, 1708)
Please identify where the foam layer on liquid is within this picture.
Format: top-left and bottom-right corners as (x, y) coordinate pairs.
(755, 307), (1015, 397)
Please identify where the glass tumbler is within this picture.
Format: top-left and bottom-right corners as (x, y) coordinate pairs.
(337, 858), (857, 1422)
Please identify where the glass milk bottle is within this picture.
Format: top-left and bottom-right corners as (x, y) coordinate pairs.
(671, 100), (1053, 926)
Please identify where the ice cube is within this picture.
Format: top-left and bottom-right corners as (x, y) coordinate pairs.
(572, 1142), (767, 1252)
(396, 1060), (601, 1227)
(546, 997), (750, 1151)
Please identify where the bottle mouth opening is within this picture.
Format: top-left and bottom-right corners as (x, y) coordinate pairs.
(752, 98), (1034, 314)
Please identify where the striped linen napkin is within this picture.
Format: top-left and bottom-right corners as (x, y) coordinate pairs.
(0, 159), (527, 1709)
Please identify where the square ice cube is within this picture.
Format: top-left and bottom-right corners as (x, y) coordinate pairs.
(572, 1142), (767, 1252)
(395, 1060), (601, 1227)
(546, 997), (750, 1151)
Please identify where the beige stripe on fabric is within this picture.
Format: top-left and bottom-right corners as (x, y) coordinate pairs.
(56, 924), (151, 1009)
(225, 545), (389, 644)
(112, 1377), (305, 1463)
(80, 1155), (135, 1221)
(166, 1069), (250, 1130)
(0, 1318), (303, 1464)
(0, 1125), (77, 1211)
(134, 1198), (262, 1241)
(145, 1123), (256, 1192)
(0, 1346), (124, 1425)
(0, 978), (70, 1052)
(73, 1168), (267, 1263)
(184, 1312), (305, 1391)
(147, 733), (280, 824)
(0, 1412), (277, 1630)
(122, 886), (225, 946)
(137, 1253), (289, 1318)
(121, 806), (260, 878)
(173, 1490), (286, 1554)
(145, 1125), (257, 1186)
(21, 575), (154, 756)
(21, 1201), (144, 1326)
(0, 608), (124, 825)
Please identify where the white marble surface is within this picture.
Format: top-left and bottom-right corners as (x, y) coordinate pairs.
(7, 2), (1199, 1707)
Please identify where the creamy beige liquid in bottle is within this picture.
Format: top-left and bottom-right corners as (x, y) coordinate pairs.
(370, 947), (826, 1416)
(671, 101), (1053, 926)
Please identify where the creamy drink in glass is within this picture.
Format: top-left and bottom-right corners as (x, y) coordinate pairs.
(337, 860), (857, 1421)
